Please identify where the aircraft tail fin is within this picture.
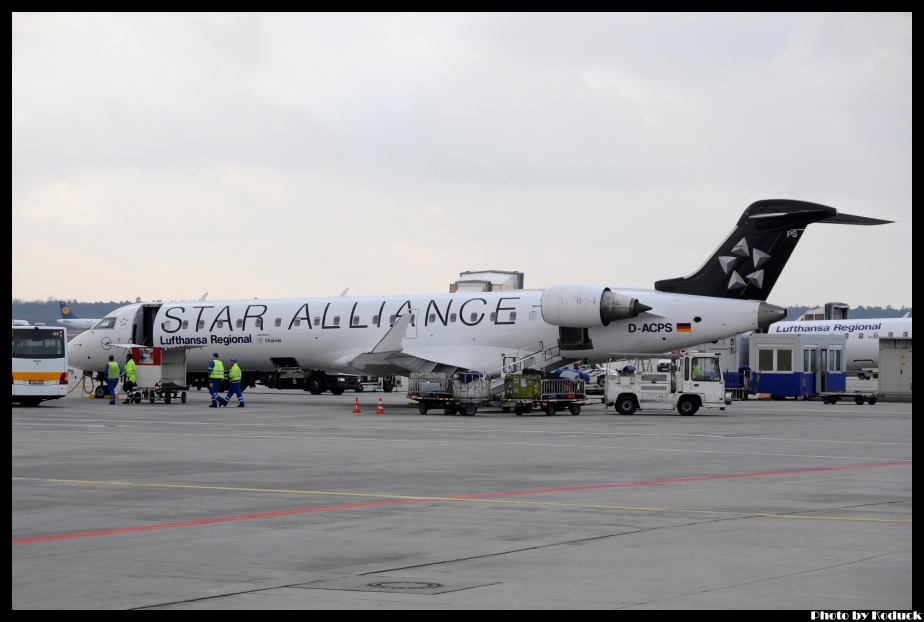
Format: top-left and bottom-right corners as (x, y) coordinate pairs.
(59, 302), (79, 319)
(654, 199), (892, 301)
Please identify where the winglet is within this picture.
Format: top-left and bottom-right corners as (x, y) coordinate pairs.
(340, 288), (350, 297)
(371, 314), (412, 354)
(200, 292), (209, 301)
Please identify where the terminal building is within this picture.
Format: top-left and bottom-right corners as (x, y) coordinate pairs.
(449, 271), (525, 293)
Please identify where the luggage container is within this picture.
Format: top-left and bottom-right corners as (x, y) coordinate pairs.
(116, 345), (194, 405)
(504, 374), (587, 416)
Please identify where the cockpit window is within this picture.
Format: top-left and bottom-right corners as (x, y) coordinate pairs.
(92, 317), (117, 330)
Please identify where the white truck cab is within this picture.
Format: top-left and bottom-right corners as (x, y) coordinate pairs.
(604, 351), (728, 416)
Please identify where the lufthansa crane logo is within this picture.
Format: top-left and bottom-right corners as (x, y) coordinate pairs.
(718, 237), (770, 291)
(101, 337), (112, 350)
(61, 306), (70, 315)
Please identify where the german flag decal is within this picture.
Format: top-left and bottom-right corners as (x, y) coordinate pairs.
(677, 323), (692, 333)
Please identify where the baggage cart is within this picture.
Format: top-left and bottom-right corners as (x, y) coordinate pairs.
(408, 372), (491, 416)
(117, 345), (194, 405)
(504, 375), (587, 416)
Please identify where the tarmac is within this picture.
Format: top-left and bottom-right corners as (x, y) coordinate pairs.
(12, 385), (912, 609)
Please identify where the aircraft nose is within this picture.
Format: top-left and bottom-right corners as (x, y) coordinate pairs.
(757, 302), (787, 328)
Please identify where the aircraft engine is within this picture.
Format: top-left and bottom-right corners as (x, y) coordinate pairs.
(540, 285), (652, 328)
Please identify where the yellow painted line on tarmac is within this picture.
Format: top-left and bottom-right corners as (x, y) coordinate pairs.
(13, 477), (911, 524)
(11, 477), (431, 501)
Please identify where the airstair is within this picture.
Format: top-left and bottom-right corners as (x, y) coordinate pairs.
(482, 342), (580, 398)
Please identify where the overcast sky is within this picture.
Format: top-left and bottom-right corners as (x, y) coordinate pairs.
(12, 13), (912, 307)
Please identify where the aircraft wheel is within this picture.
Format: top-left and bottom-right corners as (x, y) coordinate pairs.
(615, 397), (637, 416)
(94, 386), (106, 399)
(418, 403), (428, 415)
(569, 404), (581, 416)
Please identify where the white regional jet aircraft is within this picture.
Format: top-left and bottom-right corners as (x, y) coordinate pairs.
(768, 317), (912, 374)
(68, 200), (890, 390)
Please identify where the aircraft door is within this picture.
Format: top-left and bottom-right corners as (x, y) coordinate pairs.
(406, 309), (419, 339)
(902, 346), (911, 393)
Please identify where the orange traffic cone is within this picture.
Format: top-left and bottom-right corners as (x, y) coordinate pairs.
(352, 397), (362, 414)
(375, 398), (386, 415)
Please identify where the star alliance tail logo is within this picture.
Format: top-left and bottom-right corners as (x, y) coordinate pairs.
(718, 238), (769, 292)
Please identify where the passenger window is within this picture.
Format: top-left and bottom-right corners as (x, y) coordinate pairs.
(529, 311), (537, 321)
(182, 320), (189, 330)
(471, 313), (478, 323)
(274, 318), (282, 327)
(859, 333), (864, 339)
(372, 315), (380, 325)
(888, 332), (894, 338)
(198, 320), (205, 330)
(333, 316), (340, 326)
(509, 312), (517, 321)
(255, 318), (263, 329)
(352, 316), (360, 326)
(217, 321), (225, 329)
(449, 313), (457, 323)
(873, 332), (878, 338)
(163, 321), (175, 331)
(294, 319), (301, 327)
(429, 314), (436, 324)
(389, 315), (397, 326)
(314, 317), (321, 327)
(904, 332), (909, 338)
(236, 319), (243, 329)
(490, 313), (497, 322)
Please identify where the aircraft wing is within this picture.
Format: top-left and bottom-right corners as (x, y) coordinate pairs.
(348, 314), (456, 376)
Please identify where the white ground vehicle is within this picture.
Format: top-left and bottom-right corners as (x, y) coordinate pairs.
(12, 325), (69, 407)
(604, 352), (728, 416)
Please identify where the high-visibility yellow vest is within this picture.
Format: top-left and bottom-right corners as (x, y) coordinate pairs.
(106, 361), (121, 380)
(210, 360), (225, 379)
(228, 363), (242, 383)
(124, 359), (136, 382)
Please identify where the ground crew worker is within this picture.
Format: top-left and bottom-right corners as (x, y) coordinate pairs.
(208, 353), (228, 408)
(122, 353), (137, 404)
(225, 357), (245, 408)
(104, 355), (121, 405)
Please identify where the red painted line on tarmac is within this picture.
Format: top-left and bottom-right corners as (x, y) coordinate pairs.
(455, 462), (913, 500)
(11, 498), (420, 545)
(12, 462), (910, 546)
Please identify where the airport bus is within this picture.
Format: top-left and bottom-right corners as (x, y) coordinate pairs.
(12, 325), (69, 407)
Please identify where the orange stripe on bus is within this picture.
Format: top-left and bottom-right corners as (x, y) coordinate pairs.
(12, 372), (63, 381)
